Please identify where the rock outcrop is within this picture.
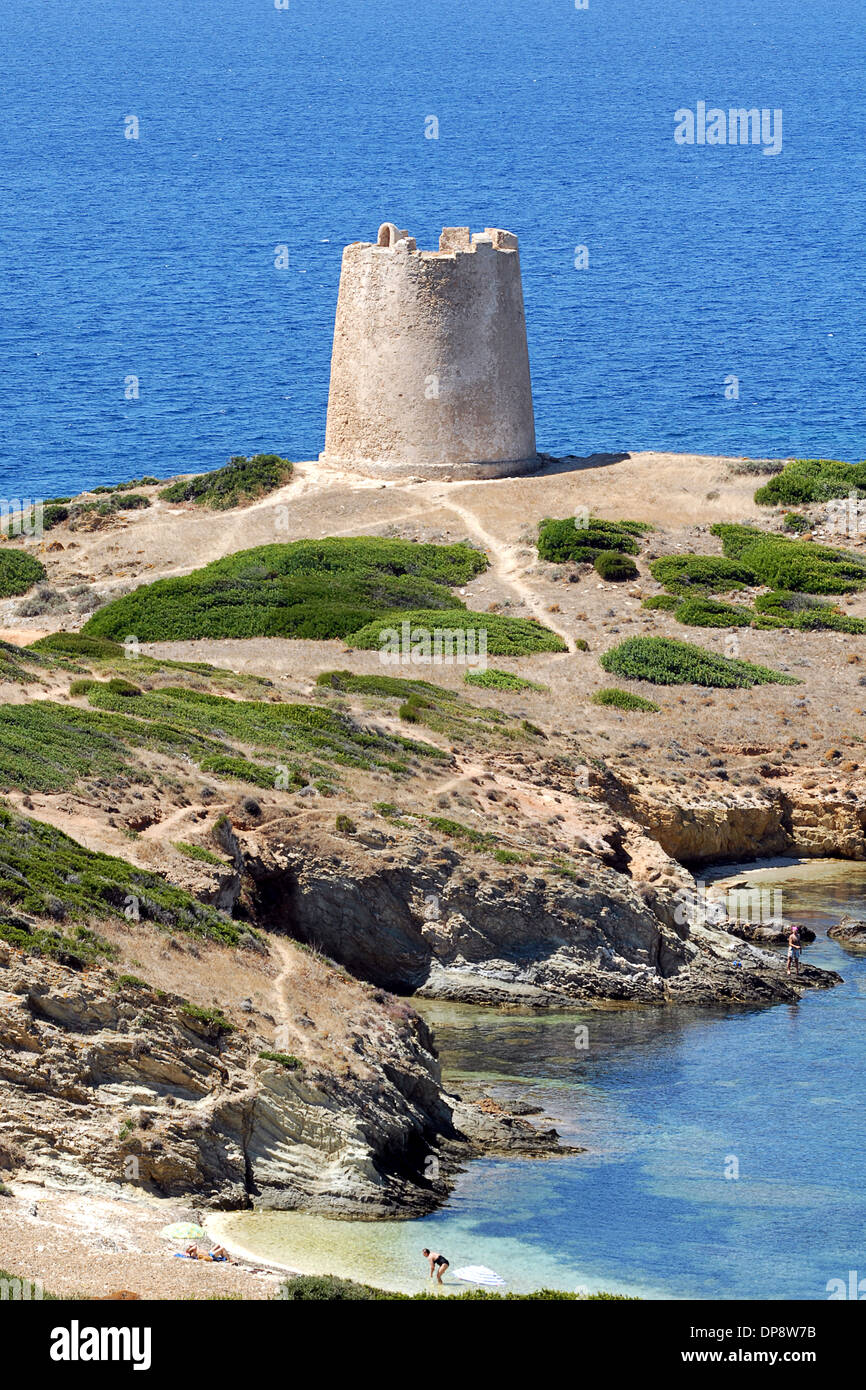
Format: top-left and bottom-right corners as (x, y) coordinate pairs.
(618, 779), (866, 867)
(241, 823), (839, 1008)
(827, 915), (866, 950)
(0, 942), (563, 1216)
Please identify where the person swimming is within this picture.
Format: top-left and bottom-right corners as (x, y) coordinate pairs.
(422, 1248), (449, 1284)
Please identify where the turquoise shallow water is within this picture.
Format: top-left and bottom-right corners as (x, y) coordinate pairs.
(213, 862), (866, 1299)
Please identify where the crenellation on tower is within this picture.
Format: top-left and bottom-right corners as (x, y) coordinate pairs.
(319, 221), (539, 480)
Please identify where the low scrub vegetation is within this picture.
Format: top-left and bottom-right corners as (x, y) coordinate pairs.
(174, 840), (225, 866)
(641, 594), (679, 612)
(537, 515), (650, 564)
(159, 454), (293, 509)
(259, 1051), (303, 1071)
(591, 687), (659, 712)
(83, 537), (488, 643)
(711, 523), (866, 594)
(30, 632), (124, 659)
(316, 670), (532, 744)
(277, 1274), (631, 1301)
(464, 668), (547, 691)
(753, 457), (866, 506)
(347, 609), (566, 656)
(0, 807), (242, 950)
(0, 549), (46, 598)
(600, 636), (797, 688)
(673, 597), (752, 628)
(594, 551), (638, 581)
(0, 683), (442, 800)
(649, 554), (757, 595)
(751, 590), (866, 633)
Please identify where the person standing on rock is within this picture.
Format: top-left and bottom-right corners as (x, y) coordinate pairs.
(422, 1248), (449, 1284)
(787, 925), (802, 976)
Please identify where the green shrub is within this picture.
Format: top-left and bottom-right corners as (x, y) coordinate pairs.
(71, 493), (151, 522)
(335, 813), (356, 834)
(752, 590), (866, 633)
(599, 636), (797, 688)
(0, 684), (438, 807)
(641, 594), (680, 611)
(427, 816), (495, 850)
(594, 551), (638, 582)
(259, 1051), (303, 1071)
(0, 549), (46, 598)
(314, 669), (523, 746)
(84, 538), (488, 643)
(174, 841), (224, 866)
(159, 455), (294, 510)
(43, 504), (69, 530)
(68, 679), (98, 696)
(649, 554), (757, 595)
(0, 640), (58, 685)
(537, 516), (650, 564)
(591, 687), (660, 711)
(181, 1003), (234, 1033)
(754, 458), (866, 506)
(711, 523), (866, 594)
(673, 597), (752, 628)
(29, 633), (124, 659)
(464, 669), (547, 691)
(347, 610), (566, 656)
(782, 512), (811, 533)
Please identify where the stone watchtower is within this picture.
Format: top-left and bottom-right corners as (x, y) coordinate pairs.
(320, 223), (538, 480)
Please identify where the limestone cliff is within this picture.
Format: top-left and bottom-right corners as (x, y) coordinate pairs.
(0, 937), (561, 1215)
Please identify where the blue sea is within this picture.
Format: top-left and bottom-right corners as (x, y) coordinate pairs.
(1, 0), (864, 499)
(215, 863), (866, 1300)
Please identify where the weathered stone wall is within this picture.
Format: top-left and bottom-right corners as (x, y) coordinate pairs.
(320, 223), (538, 479)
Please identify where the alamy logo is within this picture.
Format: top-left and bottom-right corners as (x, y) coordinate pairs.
(0, 1276), (43, 1300)
(0, 498), (43, 538)
(50, 1320), (152, 1371)
(675, 103), (783, 156)
(826, 1270), (866, 1300)
(378, 620), (487, 671)
(674, 881), (783, 929)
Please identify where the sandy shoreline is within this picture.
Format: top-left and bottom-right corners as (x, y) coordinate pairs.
(0, 1182), (289, 1301)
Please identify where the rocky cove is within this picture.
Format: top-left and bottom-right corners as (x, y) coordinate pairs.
(0, 776), (852, 1234)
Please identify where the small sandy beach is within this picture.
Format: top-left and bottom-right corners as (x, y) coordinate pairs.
(0, 1182), (289, 1300)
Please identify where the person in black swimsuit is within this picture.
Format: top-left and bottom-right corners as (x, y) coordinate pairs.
(422, 1248), (449, 1284)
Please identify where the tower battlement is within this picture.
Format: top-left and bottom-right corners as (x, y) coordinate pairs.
(320, 222), (538, 480)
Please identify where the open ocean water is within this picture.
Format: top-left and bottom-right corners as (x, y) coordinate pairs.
(1, 0), (864, 498)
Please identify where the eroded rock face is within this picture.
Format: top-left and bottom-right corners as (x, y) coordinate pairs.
(242, 827), (839, 1008)
(0, 947), (533, 1216)
(620, 780), (866, 867)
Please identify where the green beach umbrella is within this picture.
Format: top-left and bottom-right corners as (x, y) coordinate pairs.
(160, 1222), (206, 1243)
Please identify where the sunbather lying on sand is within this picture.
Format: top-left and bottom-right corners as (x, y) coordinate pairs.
(183, 1244), (229, 1262)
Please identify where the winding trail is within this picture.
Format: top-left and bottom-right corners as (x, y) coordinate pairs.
(268, 934), (297, 1051)
(426, 488), (576, 653)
